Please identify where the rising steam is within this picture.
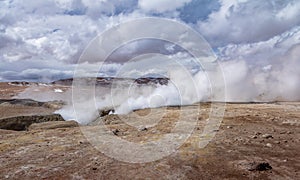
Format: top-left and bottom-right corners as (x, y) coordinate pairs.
(16, 44), (300, 124)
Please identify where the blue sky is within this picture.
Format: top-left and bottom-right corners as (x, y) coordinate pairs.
(0, 0), (300, 81)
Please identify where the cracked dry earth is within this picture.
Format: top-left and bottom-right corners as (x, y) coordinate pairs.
(0, 101), (299, 179)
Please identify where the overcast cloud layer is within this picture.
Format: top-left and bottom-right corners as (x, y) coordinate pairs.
(0, 0), (299, 82)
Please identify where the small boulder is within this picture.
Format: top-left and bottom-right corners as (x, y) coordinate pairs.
(249, 162), (272, 171)
(139, 127), (148, 131)
(266, 143), (272, 148)
(99, 108), (114, 117)
(262, 134), (273, 139)
(112, 129), (120, 136)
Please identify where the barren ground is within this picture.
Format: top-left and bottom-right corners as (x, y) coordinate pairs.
(0, 82), (299, 179)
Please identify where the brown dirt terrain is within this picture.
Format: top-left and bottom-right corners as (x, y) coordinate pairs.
(0, 101), (299, 179)
(0, 82), (27, 99)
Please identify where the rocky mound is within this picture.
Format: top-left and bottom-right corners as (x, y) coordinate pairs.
(0, 114), (65, 131)
(0, 98), (67, 131)
(0, 99), (45, 107)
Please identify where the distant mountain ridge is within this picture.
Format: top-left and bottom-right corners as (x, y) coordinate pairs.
(51, 77), (169, 86)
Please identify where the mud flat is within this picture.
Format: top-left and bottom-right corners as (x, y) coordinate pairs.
(0, 101), (299, 179)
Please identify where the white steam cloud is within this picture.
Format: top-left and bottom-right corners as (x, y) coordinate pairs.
(55, 43), (299, 124)
(5, 0), (299, 124)
(16, 40), (299, 125)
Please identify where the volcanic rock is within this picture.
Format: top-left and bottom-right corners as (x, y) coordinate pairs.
(0, 99), (45, 107)
(99, 108), (115, 117)
(0, 114), (65, 131)
(249, 162), (272, 171)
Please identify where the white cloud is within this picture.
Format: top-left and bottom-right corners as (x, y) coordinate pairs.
(217, 26), (300, 63)
(0, 0), (299, 86)
(198, 0), (300, 46)
(138, 0), (192, 13)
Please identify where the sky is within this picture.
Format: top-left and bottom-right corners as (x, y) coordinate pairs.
(0, 0), (300, 82)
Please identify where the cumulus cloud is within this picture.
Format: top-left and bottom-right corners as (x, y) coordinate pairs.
(0, 0), (142, 81)
(198, 0), (300, 46)
(218, 26), (300, 59)
(138, 0), (191, 13)
(0, 0), (299, 87)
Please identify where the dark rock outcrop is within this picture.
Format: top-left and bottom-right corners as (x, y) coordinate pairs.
(0, 99), (45, 107)
(0, 99), (64, 110)
(134, 77), (169, 85)
(52, 77), (169, 86)
(0, 114), (65, 131)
